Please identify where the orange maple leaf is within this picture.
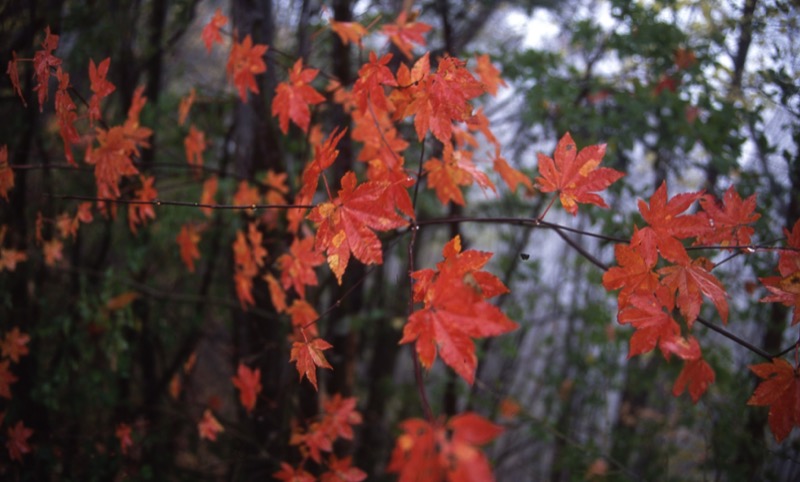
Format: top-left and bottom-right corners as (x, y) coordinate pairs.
(176, 223), (201, 273)
(474, 53), (507, 96)
(200, 176), (218, 217)
(198, 409), (224, 441)
(290, 337), (333, 391)
(424, 144), (495, 206)
(232, 363), (262, 413)
(88, 58), (115, 125)
(264, 272), (287, 313)
(535, 132), (623, 216)
(201, 8), (228, 53)
(748, 358), (800, 442)
(381, 11), (432, 59)
(1, 328), (30, 363)
(330, 19), (368, 46)
(400, 235), (517, 384)
(272, 59), (325, 134)
(399, 54), (485, 143)
(387, 412), (503, 481)
(178, 88), (196, 125)
(278, 236), (324, 299)
(128, 175), (158, 234)
(226, 34), (267, 103)
(184, 125), (207, 174)
(602, 243), (659, 306)
(308, 171), (409, 284)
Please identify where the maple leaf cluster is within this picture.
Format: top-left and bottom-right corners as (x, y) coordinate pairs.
(275, 394), (366, 481)
(603, 184), (764, 403)
(0, 327), (33, 462)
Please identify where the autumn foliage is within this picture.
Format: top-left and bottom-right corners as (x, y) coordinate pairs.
(1, 5), (799, 479)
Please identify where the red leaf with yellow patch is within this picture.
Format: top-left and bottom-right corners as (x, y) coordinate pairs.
(308, 171), (408, 284)
(535, 132), (623, 216)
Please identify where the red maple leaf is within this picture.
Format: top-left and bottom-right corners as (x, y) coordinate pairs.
(273, 462), (315, 482)
(32, 26), (61, 111)
(351, 52), (397, 114)
(0, 145), (14, 201)
(387, 412), (503, 482)
(322, 394), (362, 441)
(617, 289), (680, 359)
(54, 68), (79, 166)
(631, 181), (705, 265)
(198, 409), (224, 441)
(232, 363), (262, 413)
(400, 235), (517, 385)
(6, 420), (33, 461)
(696, 186), (760, 247)
(493, 156), (532, 194)
(322, 456), (367, 482)
(760, 273), (800, 326)
(747, 358), (800, 442)
(115, 423), (133, 455)
(88, 58), (115, 125)
(7, 51), (26, 106)
(401, 54), (485, 143)
(290, 337), (333, 391)
(297, 127), (347, 205)
(272, 59), (326, 134)
(1, 327), (30, 363)
(659, 257), (729, 326)
(535, 132), (623, 216)
(381, 11), (432, 59)
(778, 220), (800, 277)
(602, 243), (659, 306)
(226, 34), (268, 103)
(308, 171), (409, 284)
(0, 360), (18, 399)
(201, 8), (228, 53)
(278, 236), (324, 299)
(671, 344), (715, 403)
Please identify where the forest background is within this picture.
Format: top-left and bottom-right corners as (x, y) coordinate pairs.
(1, 0), (799, 480)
